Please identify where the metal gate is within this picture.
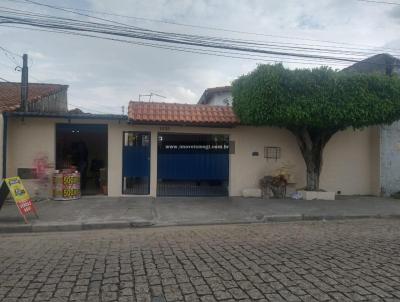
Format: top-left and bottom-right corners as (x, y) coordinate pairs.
(157, 134), (229, 196)
(122, 132), (150, 195)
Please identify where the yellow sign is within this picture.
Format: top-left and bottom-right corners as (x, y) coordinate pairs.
(2, 177), (38, 223)
(5, 177), (30, 203)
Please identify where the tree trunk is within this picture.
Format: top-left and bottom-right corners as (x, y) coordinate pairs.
(304, 146), (322, 191)
(289, 127), (337, 191)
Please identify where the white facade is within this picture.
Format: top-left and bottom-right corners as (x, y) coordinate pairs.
(206, 91), (232, 106)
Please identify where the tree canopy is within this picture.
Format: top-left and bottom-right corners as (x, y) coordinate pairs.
(232, 64), (400, 130)
(232, 64), (400, 191)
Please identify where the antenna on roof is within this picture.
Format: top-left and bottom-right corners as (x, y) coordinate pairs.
(139, 92), (166, 102)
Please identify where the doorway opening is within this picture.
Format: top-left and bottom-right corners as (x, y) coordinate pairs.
(56, 124), (108, 196)
(122, 131), (151, 195)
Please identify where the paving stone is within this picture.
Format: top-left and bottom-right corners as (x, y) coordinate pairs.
(0, 220), (400, 301)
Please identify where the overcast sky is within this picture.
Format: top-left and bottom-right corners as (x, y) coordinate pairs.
(1, 0), (400, 114)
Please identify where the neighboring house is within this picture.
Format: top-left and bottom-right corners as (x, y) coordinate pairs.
(0, 82), (68, 113)
(0, 82), (69, 184)
(197, 86), (232, 106)
(344, 53), (400, 76)
(344, 53), (400, 196)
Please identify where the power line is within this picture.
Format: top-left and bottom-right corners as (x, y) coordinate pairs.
(0, 45), (21, 65)
(0, 24), (350, 67)
(0, 45), (20, 57)
(357, 0), (400, 5)
(8, 0), (400, 55)
(4, 1), (400, 58)
(0, 76), (19, 85)
(0, 4), (398, 69)
(0, 8), (377, 65)
(29, 74), (44, 82)
(68, 103), (111, 114)
(12, 1), (399, 58)
(0, 60), (17, 69)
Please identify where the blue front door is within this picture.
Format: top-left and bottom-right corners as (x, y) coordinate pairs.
(122, 132), (150, 195)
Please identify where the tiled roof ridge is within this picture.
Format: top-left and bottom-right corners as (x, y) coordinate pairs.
(128, 101), (239, 126)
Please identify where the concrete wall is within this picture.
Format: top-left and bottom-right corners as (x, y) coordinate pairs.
(380, 122), (400, 196)
(321, 127), (380, 195)
(6, 117), (379, 198)
(29, 90), (68, 113)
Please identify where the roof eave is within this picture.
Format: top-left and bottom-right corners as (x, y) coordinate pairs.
(128, 119), (239, 128)
(5, 111), (128, 120)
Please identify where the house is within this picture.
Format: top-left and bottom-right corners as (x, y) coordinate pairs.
(344, 53), (400, 196)
(197, 86), (232, 106)
(344, 53), (400, 76)
(0, 82), (69, 191)
(0, 82), (68, 112)
(0, 82), (379, 198)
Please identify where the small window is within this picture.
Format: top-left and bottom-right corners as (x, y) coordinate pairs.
(124, 132), (150, 147)
(264, 146), (281, 161)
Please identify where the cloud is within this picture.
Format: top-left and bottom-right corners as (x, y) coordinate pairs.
(297, 14), (325, 30)
(388, 7), (400, 20)
(1, 0), (400, 113)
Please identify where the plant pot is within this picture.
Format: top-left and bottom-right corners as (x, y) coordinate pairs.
(101, 185), (108, 195)
(298, 190), (335, 200)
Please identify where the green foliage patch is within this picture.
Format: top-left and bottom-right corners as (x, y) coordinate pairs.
(232, 64), (400, 130)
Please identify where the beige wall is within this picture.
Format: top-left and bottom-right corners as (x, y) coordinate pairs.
(6, 117), (380, 198)
(321, 127), (379, 195)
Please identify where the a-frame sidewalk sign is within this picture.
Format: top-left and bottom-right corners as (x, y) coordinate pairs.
(0, 176), (38, 224)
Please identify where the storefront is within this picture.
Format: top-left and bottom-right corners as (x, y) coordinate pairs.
(56, 123), (108, 195)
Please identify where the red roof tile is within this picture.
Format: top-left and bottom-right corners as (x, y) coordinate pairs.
(128, 101), (239, 126)
(0, 82), (68, 112)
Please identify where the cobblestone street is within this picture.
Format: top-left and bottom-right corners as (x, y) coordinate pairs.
(1, 219), (400, 302)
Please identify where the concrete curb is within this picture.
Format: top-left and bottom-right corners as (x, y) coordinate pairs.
(1, 214), (400, 234)
(0, 220), (153, 234)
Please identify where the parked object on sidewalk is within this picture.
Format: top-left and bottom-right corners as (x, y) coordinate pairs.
(242, 188), (262, 198)
(291, 192), (302, 200)
(52, 170), (81, 200)
(259, 175), (288, 199)
(298, 190), (335, 200)
(0, 176), (38, 224)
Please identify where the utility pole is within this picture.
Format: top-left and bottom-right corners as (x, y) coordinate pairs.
(20, 54), (28, 112)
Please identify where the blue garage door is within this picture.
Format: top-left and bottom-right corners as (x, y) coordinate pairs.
(157, 134), (229, 196)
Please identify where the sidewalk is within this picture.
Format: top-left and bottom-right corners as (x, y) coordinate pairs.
(1, 195), (400, 233)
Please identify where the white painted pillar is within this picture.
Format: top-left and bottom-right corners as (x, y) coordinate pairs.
(149, 129), (158, 197)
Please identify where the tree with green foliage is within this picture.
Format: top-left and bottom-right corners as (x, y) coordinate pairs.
(232, 64), (400, 191)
